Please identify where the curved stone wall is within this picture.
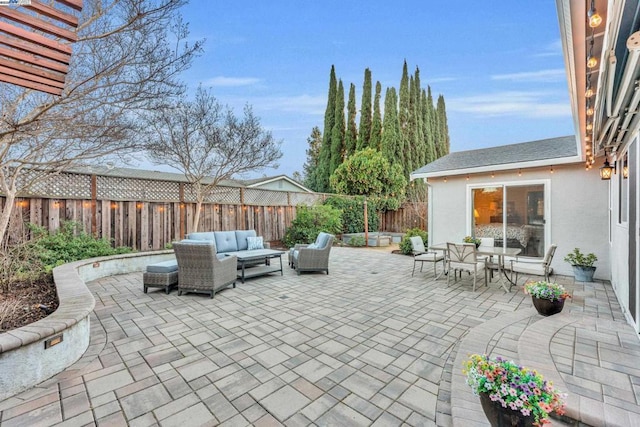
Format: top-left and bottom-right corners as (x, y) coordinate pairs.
(0, 250), (174, 400)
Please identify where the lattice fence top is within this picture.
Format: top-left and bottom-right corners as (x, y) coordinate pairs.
(21, 172), (92, 199)
(244, 188), (289, 206)
(9, 169), (329, 206)
(97, 176), (181, 201)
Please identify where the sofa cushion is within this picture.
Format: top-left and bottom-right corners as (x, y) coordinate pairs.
(247, 236), (264, 250)
(146, 260), (178, 273)
(215, 231), (238, 253)
(315, 232), (332, 248)
(187, 232), (216, 241)
(235, 230), (257, 251)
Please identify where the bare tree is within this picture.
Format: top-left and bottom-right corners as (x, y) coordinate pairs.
(143, 86), (282, 231)
(0, 0), (203, 244)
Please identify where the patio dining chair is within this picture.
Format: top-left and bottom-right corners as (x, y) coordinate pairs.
(410, 236), (444, 277)
(508, 243), (557, 289)
(446, 242), (488, 291)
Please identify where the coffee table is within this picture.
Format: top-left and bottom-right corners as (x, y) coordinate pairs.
(233, 249), (285, 283)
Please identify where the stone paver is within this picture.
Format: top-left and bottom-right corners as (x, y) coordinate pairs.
(0, 246), (638, 426)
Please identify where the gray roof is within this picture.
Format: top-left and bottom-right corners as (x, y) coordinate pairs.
(411, 135), (579, 176)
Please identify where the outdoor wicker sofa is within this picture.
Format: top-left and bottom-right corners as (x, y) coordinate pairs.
(173, 242), (237, 298)
(290, 232), (335, 275)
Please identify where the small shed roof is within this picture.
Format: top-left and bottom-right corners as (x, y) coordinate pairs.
(411, 135), (581, 179)
(241, 175), (312, 193)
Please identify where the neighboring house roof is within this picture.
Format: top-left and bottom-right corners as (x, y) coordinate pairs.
(411, 135), (581, 179)
(66, 166), (242, 187)
(241, 175), (313, 193)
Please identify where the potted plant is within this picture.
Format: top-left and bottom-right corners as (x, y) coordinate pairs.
(463, 236), (481, 248)
(464, 354), (566, 427)
(524, 281), (571, 316)
(563, 248), (597, 282)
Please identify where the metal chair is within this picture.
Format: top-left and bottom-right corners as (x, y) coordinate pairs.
(410, 236), (444, 277)
(446, 242), (488, 291)
(509, 244), (557, 289)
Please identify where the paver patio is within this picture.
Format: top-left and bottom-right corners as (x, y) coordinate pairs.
(0, 246), (638, 426)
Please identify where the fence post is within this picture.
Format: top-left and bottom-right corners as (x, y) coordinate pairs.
(364, 199), (368, 248)
(179, 182), (185, 239)
(91, 174), (97, 237)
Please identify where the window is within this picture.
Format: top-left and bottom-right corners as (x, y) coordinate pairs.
(471, 182), (547, 257)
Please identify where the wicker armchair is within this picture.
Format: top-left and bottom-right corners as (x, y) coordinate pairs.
(173, 242), (237, 298)
(291, 232), (334, 275)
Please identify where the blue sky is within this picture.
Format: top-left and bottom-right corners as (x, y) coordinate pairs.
(142, 1), (574, 178)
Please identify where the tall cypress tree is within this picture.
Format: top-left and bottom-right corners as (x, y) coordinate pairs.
(412, 67), (425, 170)
(345, 83), (358, 158)
(329, 79), (345, 179)
(398, 61), (410, 176)
(302, 126), (323, 190)
(425, 86), (438, 160)
(357, 68), (372, 151)
(381, 87), (396, 163)
(421, 89), (436, 164)
(436, 94), (450, 156)
(370, 81), (382, 151)
(318, 66), (337, 192)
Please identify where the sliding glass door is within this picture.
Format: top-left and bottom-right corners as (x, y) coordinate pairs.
(471, 182), (547, 257)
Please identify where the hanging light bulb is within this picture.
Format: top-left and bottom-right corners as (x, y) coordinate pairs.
(586, 122), (593, 131)
(588, 1), (603, 28)
(587, 55), (598, 68)
(586, 86), (594, 98)
(586, 106), (594, 116)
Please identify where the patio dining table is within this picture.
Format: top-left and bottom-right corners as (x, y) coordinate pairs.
(429, 243), (521, 292)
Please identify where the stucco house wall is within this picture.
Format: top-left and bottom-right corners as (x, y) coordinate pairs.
(428, 163), (610, 280)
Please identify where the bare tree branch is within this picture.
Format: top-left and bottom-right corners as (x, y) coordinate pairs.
(0, 0), (204, 244)
(143, 86), (283, 231)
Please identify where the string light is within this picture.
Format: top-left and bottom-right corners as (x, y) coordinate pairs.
(518, 169), (522, 177)
(588, 0), (602, 28)
(550, 166), (554, 174)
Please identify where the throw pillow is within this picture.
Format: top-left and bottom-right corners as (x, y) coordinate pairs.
(247, 236), (264, 250)
(307, 243), (319, 249)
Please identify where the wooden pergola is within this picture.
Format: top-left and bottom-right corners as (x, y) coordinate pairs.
(0, 0), (83, 95)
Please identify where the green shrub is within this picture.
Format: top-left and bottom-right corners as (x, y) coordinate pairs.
(347, 235), (366, 247)
(324, 195), (380, 233)
(282, 205), (342, 247)
(399, 228), (428, 255)
(30, 222), (132, 273)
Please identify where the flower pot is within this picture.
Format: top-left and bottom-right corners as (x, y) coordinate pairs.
(479, 392), (536, 427)
(572, 265), (596, 282)
(532, 296), (565, 316)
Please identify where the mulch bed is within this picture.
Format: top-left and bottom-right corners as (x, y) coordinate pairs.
(0, 279), (58, 333)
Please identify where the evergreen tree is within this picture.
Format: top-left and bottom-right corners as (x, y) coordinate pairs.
(357, 68), (372, 150)
(412, 67), (425, 170)
(425, 86), (437, 161)
(329, 79), (345, 176)
(436, 94), (450, 156)
(398, 61), (410, 176)
(381, 87), (397, 163)
(345, 83), (358, 158)
(317, 66), (337, 192)
(421, 89), (436, 164)
(302, 126), (323, 190)
(370, 81), (383, 151)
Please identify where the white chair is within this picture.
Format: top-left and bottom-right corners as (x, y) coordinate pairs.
(478, 237), (498, 282)
(446, 242), (488, 291)
(410, 236), (444, 277)
(509, 244), (557, 289)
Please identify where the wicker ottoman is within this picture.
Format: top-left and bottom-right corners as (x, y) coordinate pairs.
(143, 260), (179, 294)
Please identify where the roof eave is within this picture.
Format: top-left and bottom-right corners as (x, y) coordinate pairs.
(410, 155), (584, 180)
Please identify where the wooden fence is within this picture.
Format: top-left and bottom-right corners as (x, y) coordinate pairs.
(1, 170), (426, 249)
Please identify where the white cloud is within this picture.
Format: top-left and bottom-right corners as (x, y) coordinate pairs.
(259, 94), (327, 116)
(428, 76), (457, 84)
(491, 69), (566, 83)
(534, 39), (564, 57)
(203, 76), (261, 87)
(447, 91), (571, 118)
